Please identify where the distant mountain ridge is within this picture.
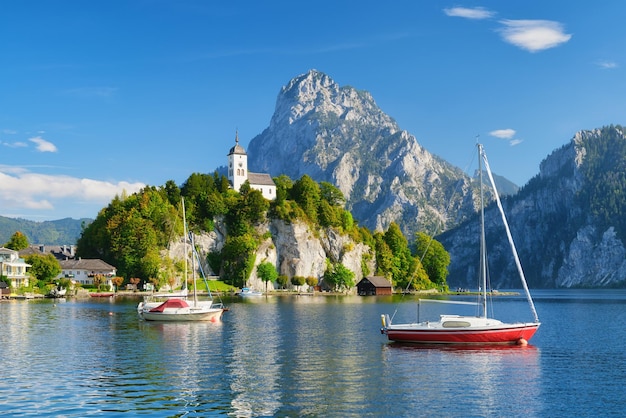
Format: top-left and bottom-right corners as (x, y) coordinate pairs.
(0, 216), (88, 246)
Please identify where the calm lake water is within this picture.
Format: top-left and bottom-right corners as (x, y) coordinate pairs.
(1, 289), (625, 417)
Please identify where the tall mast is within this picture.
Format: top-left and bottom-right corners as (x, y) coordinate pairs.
(182, 197), (188, 294)
(480, 146), (540, 323)
(478, 143), (488, 318)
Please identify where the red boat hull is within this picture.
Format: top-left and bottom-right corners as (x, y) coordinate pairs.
(385, 323), (540, 345)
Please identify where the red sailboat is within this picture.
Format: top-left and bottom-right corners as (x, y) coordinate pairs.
(381, 143), (540, 345)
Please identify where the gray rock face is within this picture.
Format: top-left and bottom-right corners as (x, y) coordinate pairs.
(247, 69), (478, 237)
(178, 218), (374, 292)
(440, 127), (626, 289)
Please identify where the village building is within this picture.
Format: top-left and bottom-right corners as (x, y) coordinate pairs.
(357, 276), (393, 296)
(21, 244), (76, 260)
(0, 247), (31, 288)
(56, 258), (117, 289)
(227, 131), (276, 200)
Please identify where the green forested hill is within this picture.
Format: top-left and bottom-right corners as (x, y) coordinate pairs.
(0, 216), (90, 246)
(440, 124), (626, 289)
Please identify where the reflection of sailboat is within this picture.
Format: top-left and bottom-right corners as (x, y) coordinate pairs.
(138, 198), (225, 322)
(381, 143), (540, 344)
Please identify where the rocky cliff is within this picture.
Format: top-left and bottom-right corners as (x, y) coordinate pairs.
(440, 126), (626, 289)
(167, 218), (374, 292)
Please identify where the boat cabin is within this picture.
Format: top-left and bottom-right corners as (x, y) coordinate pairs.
(357, 276), (392, 296)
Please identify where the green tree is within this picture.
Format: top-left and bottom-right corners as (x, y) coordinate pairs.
(257, 261), (278, 293)
(340, 211), (354, 232)
(291, 175), (321, 222)
(6, 231), (29, 250)
(273, 174), (293, 204)
(221, 233), (258, 288)
(319, 181), (345, 206)
(25, 253), (61, 283)
(372, 223), (420, 289)
(324, 262), (355, 292)
(414, 232), (450, 286)
(291, 275), (306, 291)
(276, 275), (289, 289)
(77, 187), (178, 281)
(305, 276), (318, 290)
(241, 187), (270, 224)
(318, 200), (340, 227)
(163, 179), (181, 207)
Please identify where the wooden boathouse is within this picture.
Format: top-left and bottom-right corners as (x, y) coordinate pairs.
(357, 276), (392, 296)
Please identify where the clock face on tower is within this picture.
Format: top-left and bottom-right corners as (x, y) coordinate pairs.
(238, 162), (243, 167)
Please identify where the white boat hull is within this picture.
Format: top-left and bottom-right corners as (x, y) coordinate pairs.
(138, 298), (223, 322)
(140, 307), (223, 322)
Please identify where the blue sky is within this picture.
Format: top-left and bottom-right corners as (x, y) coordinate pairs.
(1, 1), (624, 221)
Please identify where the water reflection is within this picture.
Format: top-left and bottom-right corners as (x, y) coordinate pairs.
(1, 291), (624, 416)
(226, 297), (282, 416)
(380, 343), (542, 416)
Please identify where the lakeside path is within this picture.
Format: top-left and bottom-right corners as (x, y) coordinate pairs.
(5, 289), (520, 300)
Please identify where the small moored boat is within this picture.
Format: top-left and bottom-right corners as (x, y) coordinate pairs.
(237, 287), (263, 297)
(137, 198), (225, 322)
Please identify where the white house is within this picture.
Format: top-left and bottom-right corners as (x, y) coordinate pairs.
(227, 131), (276, 200)
(57, 258), (117, 289)
(0, 247), (31, 288)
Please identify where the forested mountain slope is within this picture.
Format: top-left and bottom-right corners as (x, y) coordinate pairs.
(440, 125), (626, 289)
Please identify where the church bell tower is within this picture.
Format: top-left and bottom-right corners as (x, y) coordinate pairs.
(227, 130), (248, 192)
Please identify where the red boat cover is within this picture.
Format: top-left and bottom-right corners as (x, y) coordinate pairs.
(149, 298), (189, 312)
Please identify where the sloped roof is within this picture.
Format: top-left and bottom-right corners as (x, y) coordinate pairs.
(59, 258), (116, 271)
(228, 143), (246, 155)
(20, 245), (75, 260)
(360, 276), (392, 288)
(248, 172), (275, 186)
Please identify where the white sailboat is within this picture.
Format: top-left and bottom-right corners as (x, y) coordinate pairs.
(381, 143), (540, 344)
(138, 198), (225, 322)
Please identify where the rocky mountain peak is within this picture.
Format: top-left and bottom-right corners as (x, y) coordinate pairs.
(248, 70), (477, 236)
(272, 69), (388, 129)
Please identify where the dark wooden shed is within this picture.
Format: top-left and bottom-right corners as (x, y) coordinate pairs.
(357, 276), (392, 296)
(0, 281), (9, 299)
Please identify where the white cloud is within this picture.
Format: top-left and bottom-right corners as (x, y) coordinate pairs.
(490, 129), (516, 139)
(0, 168), (145, 217)
(444, 7), (495, 20)
(29, 136), (58, 152)
(498, 20), (572, 52)
(2, 141), (28, 148)
(597, 60), (618, 69)
(490, 129), (522, 146)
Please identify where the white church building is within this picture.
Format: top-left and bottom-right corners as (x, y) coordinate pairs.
(227, 132), (276, 200)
